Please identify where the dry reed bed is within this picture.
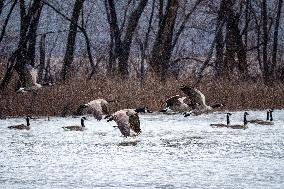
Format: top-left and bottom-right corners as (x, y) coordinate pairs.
(0, 66), (284, 117)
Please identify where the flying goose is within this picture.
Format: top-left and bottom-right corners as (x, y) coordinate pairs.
(226, 112), (249, 129)
(210, 113), (231, 128)
(106, 108), (147, 137)
(248, 109), (274, 125)
(180, 85), (223, 116)
(62, 117), (87, 131)
(8, 116), (31, 130)
(160, 95), (194, 113)
(75, 99), (115, 120)
(16, 64), (49, 93)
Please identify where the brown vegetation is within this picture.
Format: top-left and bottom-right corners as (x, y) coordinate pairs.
(1, 64), (283, 117)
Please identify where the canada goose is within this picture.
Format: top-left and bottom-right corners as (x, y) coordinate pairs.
(226, 112), (249, 129)
(62, 117), (87, 131)
(160, 95), (194, 113)
(210, 113), (231, 128)
(8, 116), (31, 130)
(248, 109), (274, 125)
(180, 85), (223, 115)
(106, 108), (143, 137)
(75, 99), (115, 120)
(16, 64), (45, 93)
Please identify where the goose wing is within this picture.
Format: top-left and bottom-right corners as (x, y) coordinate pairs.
(128, 113), (141, 134)
(62, 125), (82, 131)
(113, 111), (131, 137)
(180, 86), (206, 106)
(165, 95), (182, 107)
(8, 124), (28, 130)
(87, 101), (103, 120)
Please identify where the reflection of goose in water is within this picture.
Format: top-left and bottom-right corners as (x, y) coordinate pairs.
(106, 108), (148, 137)
(248, 109), (274, 125)
(62, 117), (87, 131)
(8, 116), (32, 130)
(180, 85), (223, 116)
(75, 99), (115, 121)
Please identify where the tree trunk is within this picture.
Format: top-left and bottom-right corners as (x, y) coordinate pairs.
(262, 0), (269, 82)
(0, 0), (43, 90)
(61, 0), (85, 81)
(0, 0), (17, 44)
(105, 0), (148, 79)
(38, 34), (46, 83)
(149, 0), (179, 81)
(271, 0), (283, 78)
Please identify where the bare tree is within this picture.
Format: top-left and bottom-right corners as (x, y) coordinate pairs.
(105, 0), (148, 79)
(0, 0), (17, 44)
(271, 0), (283, 78)
(0, 0), (44, 90)
(149, 0), (179, 81)
(61, 0), (85, 81)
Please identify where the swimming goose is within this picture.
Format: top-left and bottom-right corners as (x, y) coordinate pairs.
(62, 117), (87, 131)
(75, 99), (115, 120)
(8, 116), (31, 130)
(160, 95), (194, 113)
(248, 109), (274, 125)
(226, 112), (249, 129)
(210, 113), (231, 128)
(180, 85), (223, 116)
(106, 108), (146, 137)
(16, 64), (43, 93)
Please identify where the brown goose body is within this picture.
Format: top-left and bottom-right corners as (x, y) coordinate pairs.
(62, 117), (87, 131)
(75, 99), (113, 120)
(106, 108), (149, 137)
(8, 116), (31, 130)
(180, 85), (223, 116)
(248, 110), (274, 125)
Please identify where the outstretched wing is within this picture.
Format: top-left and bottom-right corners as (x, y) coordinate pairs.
(180, 85), (206, 107)
(129, 113), (141, 134)
(165, 95), (182, 107)
(16, 64), (39, 88)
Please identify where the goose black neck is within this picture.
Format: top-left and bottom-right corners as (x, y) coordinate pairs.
(270, 111), (273, 121)
(244, 113), (248, 125)
(26, 117), (30, 126)
(226, 114), (230, 125)
(81, 119), (85, 127)
(266, 111), (270, 121)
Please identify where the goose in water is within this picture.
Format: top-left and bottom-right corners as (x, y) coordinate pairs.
(248, 109), (274, 125)
(226, 112), (249, 130)
(16, 64), (51, 93)
(75, 99), (115, 120)
(62, 117), (87, 131)
(8, 116), (32, 130)
(210, 113), (231, 128)
(180, 85), (223, 116)
(106, 108), (149, 137)
(160, 95), (195, 113)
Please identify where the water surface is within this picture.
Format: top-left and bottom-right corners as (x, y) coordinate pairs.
(0, 110), (284, 188)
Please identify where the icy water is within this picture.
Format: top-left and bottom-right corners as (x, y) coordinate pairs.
(0, 110), (284, 189)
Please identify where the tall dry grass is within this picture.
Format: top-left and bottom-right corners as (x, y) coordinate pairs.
(0, 64), (284, 117)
